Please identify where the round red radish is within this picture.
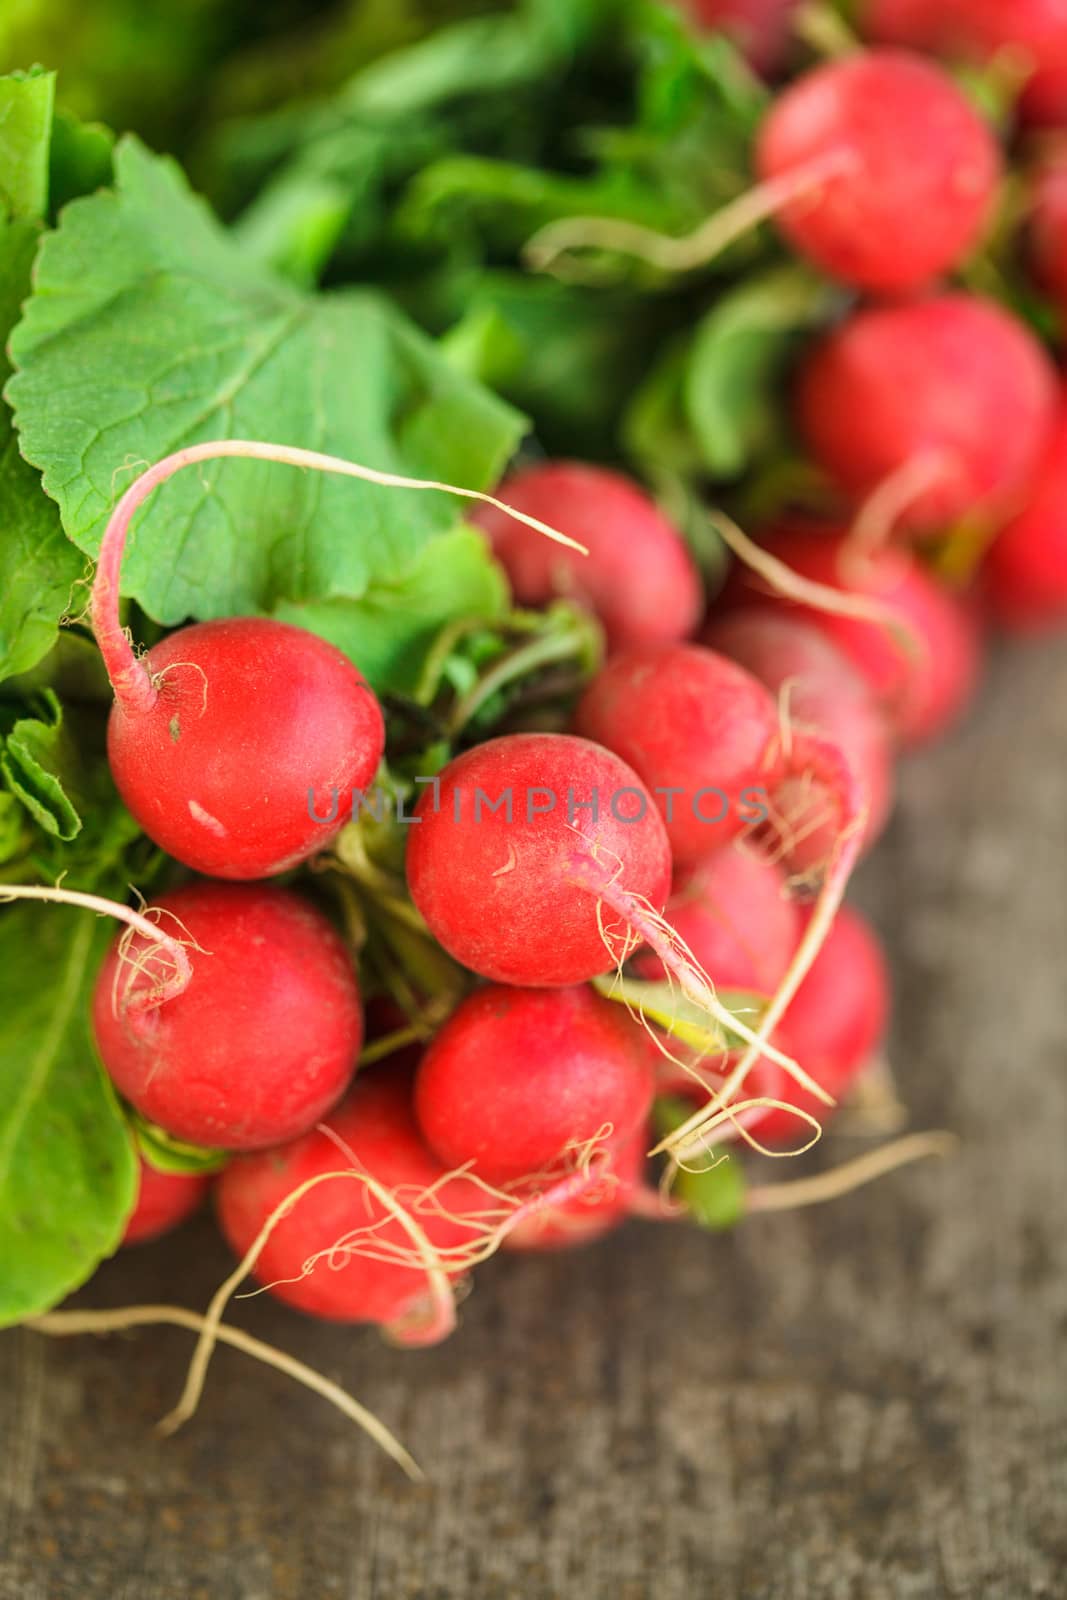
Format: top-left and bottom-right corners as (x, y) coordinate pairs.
(92, 883), (362, 1151)
(415, 985), (654, 1185)
(756, 50), (1000, 292)
(405, 733), (672, 987)
(502, 1130), (646, 1251)
(676, 0), (799, 74)
(106, 617), (384, 880)
(749, 903), (890, 1146)
(471, 462), (702, 651)
(633, 843), (800, 995)
(717, 530), (982, 745)
(986, 398), (1067, 631)
(122, 1153), (213, 1245)
(704, 609), (895, 852)
(1030, 150), (1067, 312)
(215, 1070), (480, 1326)
(574, 644), (783, 863)
(797, 296), (1057, 537)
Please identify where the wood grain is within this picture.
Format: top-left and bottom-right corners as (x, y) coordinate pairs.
(2, 638), (1065, 1600)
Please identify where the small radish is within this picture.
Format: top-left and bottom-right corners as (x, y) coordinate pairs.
(122, 1154), (214, 1245)
(405, 732), (672, 987)
(215, 1069), (480, 1332)
(748, 903), (890, 1146)
(470, 461), (702, 651)
(676, 0), (799, 74)
(92, 441), (581, 879)
(716, 530), (982, 746)
(704, 609), (895, 849)
(414, 985), (655, 1185)
(573, 644), (783, 863)
(986, 398), (1067, 631)
(633, 843), (800, 995)
(756, 50), (1000, 292)
(796, 295), (1057, 536)
(1029, 149), (1067, 313)
(501, 1129), (646, 1251)
(92, 883), (362, 1151)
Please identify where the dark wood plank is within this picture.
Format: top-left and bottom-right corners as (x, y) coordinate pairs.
(2, 639), (1066, 1600)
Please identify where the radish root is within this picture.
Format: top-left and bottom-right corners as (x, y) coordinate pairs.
(524, 149), (856, 281)
(0, 884), (194, 1013)
(746, 1131), (957, 1211)
(92, 440), (585, 718)
(27, 1307), (422, 1480)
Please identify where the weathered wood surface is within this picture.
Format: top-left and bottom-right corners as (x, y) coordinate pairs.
(1, 638), (1065, 1600)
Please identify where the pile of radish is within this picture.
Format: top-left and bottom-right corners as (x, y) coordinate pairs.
(10, 0), (1067, 1467)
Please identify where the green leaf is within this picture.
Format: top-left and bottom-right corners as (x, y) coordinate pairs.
(229, 166), (352, 288)
(272, 526), (508, 696)
(0, 904), (137, 1325)
(1, 689), (82, 841)
(0, 67), (54, 221)
(0, 208), (85, 687)
(6, 137), (526, 633)
(683, 266), (838, 479)
(131, 1114), (228, 1177)
(48, 108), (114, 217)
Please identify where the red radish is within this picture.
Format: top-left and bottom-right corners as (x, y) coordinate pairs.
(215, 1069), (479, 1329)
(108, 617), (385, 880)
(863, 1), (1067, 127)
(749, 903), (890, 1146)
(796, 295), (1057, 536)
(91, 440), (582, 880)
(986, 399), (1067, 631)
(1030, 150), (1067, 312)
(676, 0), (799, 74)
(756, 51), (1000, 292)
(717, 531), (982, 745)
(501, 1129), (646, 1251)
(415, 985), (655, 1184)
(704, 609), (895, 848)
(405, 732), (672, 987)
(470, 462), (702, 651)
(633, 843), (800, 995)
(122, 1154), (213, 1245)
(573, 645), (783, 863)
(92, 883), (362, 1151)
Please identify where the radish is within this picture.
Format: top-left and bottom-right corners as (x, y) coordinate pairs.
(501, 1129), (646, 1251)
(749, 903), (890, 1146)
(756, 50), (1000, 293)
(470, 461), (702, 652)
(92, 882), (362, 1151)
(92, 441), (581, 879)
(796, 295), (1057, 537)
(704, 608), (895, 849)
(405, 732), (672, 987)
(862, 1), (1067, 127)
(215, 1069), (480, 1332)
(573, 644), (783, 863)
(122, 1155), (214, 1246)
(717, 531), (982, 746)
(415, 985), (655, 1184)
(1030, 149), (1067, 313)
(676, 0), (799, 74)
(633, 842), (800, 995)
(986, 398), (1067, 631)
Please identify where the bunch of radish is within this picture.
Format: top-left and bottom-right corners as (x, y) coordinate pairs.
(21, 1), (1067, 1466)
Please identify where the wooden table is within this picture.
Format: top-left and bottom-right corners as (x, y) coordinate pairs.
(2, 638), (1065, 1600)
